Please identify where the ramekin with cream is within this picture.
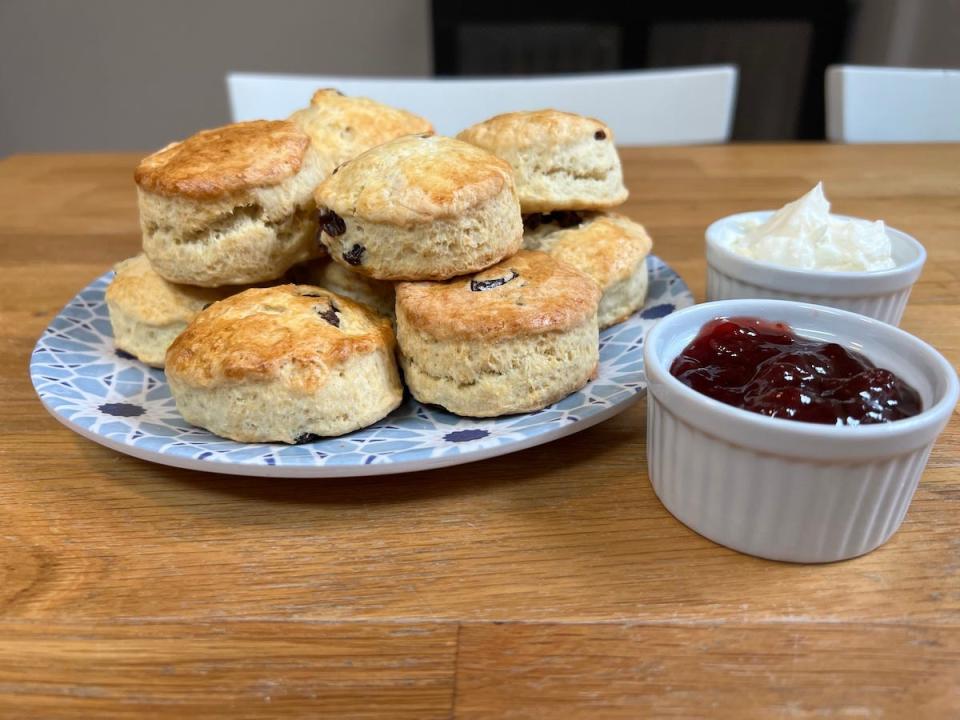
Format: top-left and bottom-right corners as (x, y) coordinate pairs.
(705, 184), (925, 325)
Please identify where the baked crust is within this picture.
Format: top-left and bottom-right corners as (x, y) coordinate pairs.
(165, 284), (395, 391)
(395, 250), (600, 342)
(106, 254), (230, 325)
(457, 109), (614, 150)
(135, 120), (310, 200)
(524, 212), (653, 287)
(314, 134), (515, 226)
(290, 89), (433, 175)
(456, 109), (628, 213)
(287, 258), (396, 318)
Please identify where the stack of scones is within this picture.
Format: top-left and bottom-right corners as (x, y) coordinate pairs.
(106, 93), (653, 443)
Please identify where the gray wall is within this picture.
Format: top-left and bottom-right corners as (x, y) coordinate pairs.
(3, 0), (958, 156)
(0, 0), (431, 156)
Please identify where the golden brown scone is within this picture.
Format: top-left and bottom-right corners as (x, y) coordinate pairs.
(135, 120), (309, 199)
(105, 254), (243, 367)
(289, 88), (433, 176)
(395, 250), (601, 416)
(457, 109), (628, 213)
(524, 212), (653, 328)
(287, 258), (396, 320)
(165, 285), (402, 443)
(136, 120), (324, 287)
(315, 134), (522, 281)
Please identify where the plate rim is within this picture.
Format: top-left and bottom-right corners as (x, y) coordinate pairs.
(30, 255), (693, 478)
(35, 388), (641, 478)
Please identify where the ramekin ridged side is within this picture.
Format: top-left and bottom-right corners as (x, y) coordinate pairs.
(705, 212), (926, 326)
(706, 265), (913, 326)
(643, 299), (958, 564)
(647, 391), (932, 563)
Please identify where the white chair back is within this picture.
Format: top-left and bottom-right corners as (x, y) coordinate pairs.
(826, 65), (960, 143)
(227, 66), (738, 145)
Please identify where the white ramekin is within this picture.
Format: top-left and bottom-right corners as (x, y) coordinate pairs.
(705, 211), (926, 326)
(643, 299), (958, 563)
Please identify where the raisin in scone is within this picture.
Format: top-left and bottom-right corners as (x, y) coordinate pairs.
(524, 212), (653, 328)
(315, 134), (522, 281)
(395, 250), (601, 417)
(289, 88), (433, 177)
(457, 110), (628, 213)
(136, 120), (324, 287)
(287, 258), (396, 320)
(165, 285), (402, 442)
(105, 254), (246, 367)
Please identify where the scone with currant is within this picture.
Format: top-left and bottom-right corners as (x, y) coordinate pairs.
(395, 250), (601, 417)
(315, 134), (522, 281)
(165, 285), (402, 443)
(457, 109), (628, 214)
(136, 120), (324, 287)
(289, 88), (433, 177)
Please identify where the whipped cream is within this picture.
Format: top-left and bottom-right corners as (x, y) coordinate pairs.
(728, 183), (895, 272)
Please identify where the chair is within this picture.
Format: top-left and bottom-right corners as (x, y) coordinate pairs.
(826, 65), (960, 143)
(227, 66), (738, 145)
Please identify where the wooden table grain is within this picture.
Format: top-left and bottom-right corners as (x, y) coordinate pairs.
(1, 145), (958, 718)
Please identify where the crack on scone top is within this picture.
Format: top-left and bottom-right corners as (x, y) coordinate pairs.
(470, 270), (519, 292)
(258, 303), (287, 315)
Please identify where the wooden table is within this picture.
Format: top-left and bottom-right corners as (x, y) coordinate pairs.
(1, 145), (958, 718)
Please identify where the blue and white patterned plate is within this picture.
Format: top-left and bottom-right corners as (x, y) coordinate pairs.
(30, 256), (693, 477)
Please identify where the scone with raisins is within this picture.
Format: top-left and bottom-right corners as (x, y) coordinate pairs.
(165, 285), (402, 443)
(524, 212), (652, 328)
(314, 134), (522, 281)
(395, 250), (601, 417)
(136, 120), (324, 287)
(289, 88), (433, 177)
(106, 254), (245, 367)
(457, 110), (628, 213)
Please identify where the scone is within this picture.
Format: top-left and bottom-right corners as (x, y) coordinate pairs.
(395, 250), (601, 417)
(165, 285), (402, 443)
(136, 120), (324, 287)
(289, 88), (433, 177)
(456, 110), (628, 213)
(315, 134), (522, 281)
(524, 212), (653, 328)
(287, 258), (396, 320)
(106, 254), (241, 367)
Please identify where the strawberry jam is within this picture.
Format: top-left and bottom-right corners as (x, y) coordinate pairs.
(669, 316), (922, 425)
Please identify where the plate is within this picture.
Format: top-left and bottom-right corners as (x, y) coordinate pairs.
(30, 256), (693, 477)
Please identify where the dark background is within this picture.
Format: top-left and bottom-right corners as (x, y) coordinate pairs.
(432, 2), (850, 141)
(1, 0), (958, 155)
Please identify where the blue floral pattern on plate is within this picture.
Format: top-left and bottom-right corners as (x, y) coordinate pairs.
(30, 256), (693, 477)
